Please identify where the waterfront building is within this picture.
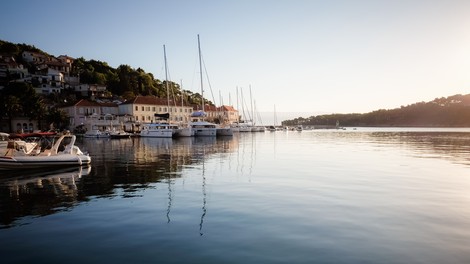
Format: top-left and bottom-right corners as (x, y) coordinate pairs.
(118, 96), (193, 124)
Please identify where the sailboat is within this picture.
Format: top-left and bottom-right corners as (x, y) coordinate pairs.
(174, 88), (194, 137)
(141, 45), (178, 138)
(215, 92), (233, 137)
(190, 35), (217, 137)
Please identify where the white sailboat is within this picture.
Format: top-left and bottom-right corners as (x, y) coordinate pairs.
(190, 35), (217, 137)
(268, 104), (278, 132)
(215, 91), (233, 137)
(173, 85), (194, 137)
(141, 45), (177, 138)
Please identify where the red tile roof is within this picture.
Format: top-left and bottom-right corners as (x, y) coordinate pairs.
(122, 95), (192, 106)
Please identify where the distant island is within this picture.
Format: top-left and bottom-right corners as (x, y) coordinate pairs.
(282, 94), (470, 128)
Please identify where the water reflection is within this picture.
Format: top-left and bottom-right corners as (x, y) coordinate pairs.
(2, 129), (470, 229)
(0, 136), (238, 228)
(0, 166), (91, 228)
(366, 131), (470, 166)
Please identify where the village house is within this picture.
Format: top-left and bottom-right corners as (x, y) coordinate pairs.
(57, 55), (74, 72)
(60, 99), (119, 129)
(0, 54), (28, 89)
(118, 96), (193, 124)
(74, 84), (107, 97)
(32, 68), (65, 94)
(0, 117), (39, 134)
(22, 50), (48, 65)
(195, 104), (239, 124)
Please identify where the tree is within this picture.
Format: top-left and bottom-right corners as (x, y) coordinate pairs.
(0, 95), (21, 132)
(45, 107), (69, 131)
(0, 82), (46, 132)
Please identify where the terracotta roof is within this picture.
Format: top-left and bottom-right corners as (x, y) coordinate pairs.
(62, 99), (118, 107)
(58, 55), (75, 60)
(193, 104), (238, 112)
(220, 105), (237, 111)
(121, 95), (192, 106)
(74, 99), (102, 107)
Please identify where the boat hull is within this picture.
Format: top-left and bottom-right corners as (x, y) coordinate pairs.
(140, 130), (173, 138)
(0, 154), (91, 170)
(174, 127), (194, 137)
(193, 128), (217, 137)
(216, 127), (233, 137)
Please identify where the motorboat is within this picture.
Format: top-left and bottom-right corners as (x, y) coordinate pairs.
(140, 122), (178, 138)
(216, 126), (233, 137)
(83, 129), (110, 138)
(190, 111), (217, 137)
(190, 121), (217, 137)
(0, 133), (91, 170)
(109, 128), (131, 139)
(174, 126), (194, 137)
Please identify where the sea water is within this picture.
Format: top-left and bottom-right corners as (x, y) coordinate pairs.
(1, 128), (470, 264)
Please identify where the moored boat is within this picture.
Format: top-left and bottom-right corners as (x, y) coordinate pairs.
(109, 129), (132, 139)
(0, 133), (91, 170)
(174, 126), (194, 137)
(140, 122), (178, 138)
(84, 129), (110, 138)
(191, 120), (217, 137)
(216, 126), (233, 137)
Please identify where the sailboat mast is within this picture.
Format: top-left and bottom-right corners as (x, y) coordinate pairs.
(274, 104), (277, 127)
(181, 79), (184, 122)
(163, 45), (170, 113)
(249, 85), (254, 125)
(198, 34), (204, 115)
(236, 86), (239, 124)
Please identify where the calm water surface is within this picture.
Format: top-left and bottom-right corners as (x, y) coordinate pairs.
(1, 128), (470, 263)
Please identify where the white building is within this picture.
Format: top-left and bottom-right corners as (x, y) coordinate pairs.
(118, 96), (193, 124)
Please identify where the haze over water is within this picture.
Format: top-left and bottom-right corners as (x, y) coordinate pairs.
(1, 128), (470, 263)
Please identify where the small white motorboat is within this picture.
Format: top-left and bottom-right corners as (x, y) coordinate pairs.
(0, 133), (91, 170)
(83, 129), (110, 138)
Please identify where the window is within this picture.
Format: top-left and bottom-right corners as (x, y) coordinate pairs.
(141, 106), (144, 111)
(136, 116), (139, 121)
(152, 107), (156, 111)
(135, 106), (138, 111)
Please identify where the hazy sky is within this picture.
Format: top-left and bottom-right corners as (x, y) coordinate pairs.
(2, 0), (470, 117)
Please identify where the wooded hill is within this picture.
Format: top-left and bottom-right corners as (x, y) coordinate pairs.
(282, 94), (470, 127)
(0, 39), (211, 106)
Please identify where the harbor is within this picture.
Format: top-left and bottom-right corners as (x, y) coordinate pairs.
(2, 128), (470, 263)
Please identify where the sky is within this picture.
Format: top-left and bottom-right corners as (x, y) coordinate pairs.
(2, 0), (470, 123)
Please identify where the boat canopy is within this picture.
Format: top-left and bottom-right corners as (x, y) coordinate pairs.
(154, 113), (170, 120)
(9, 132), (57, 139)
(191, 111), (206, 117)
